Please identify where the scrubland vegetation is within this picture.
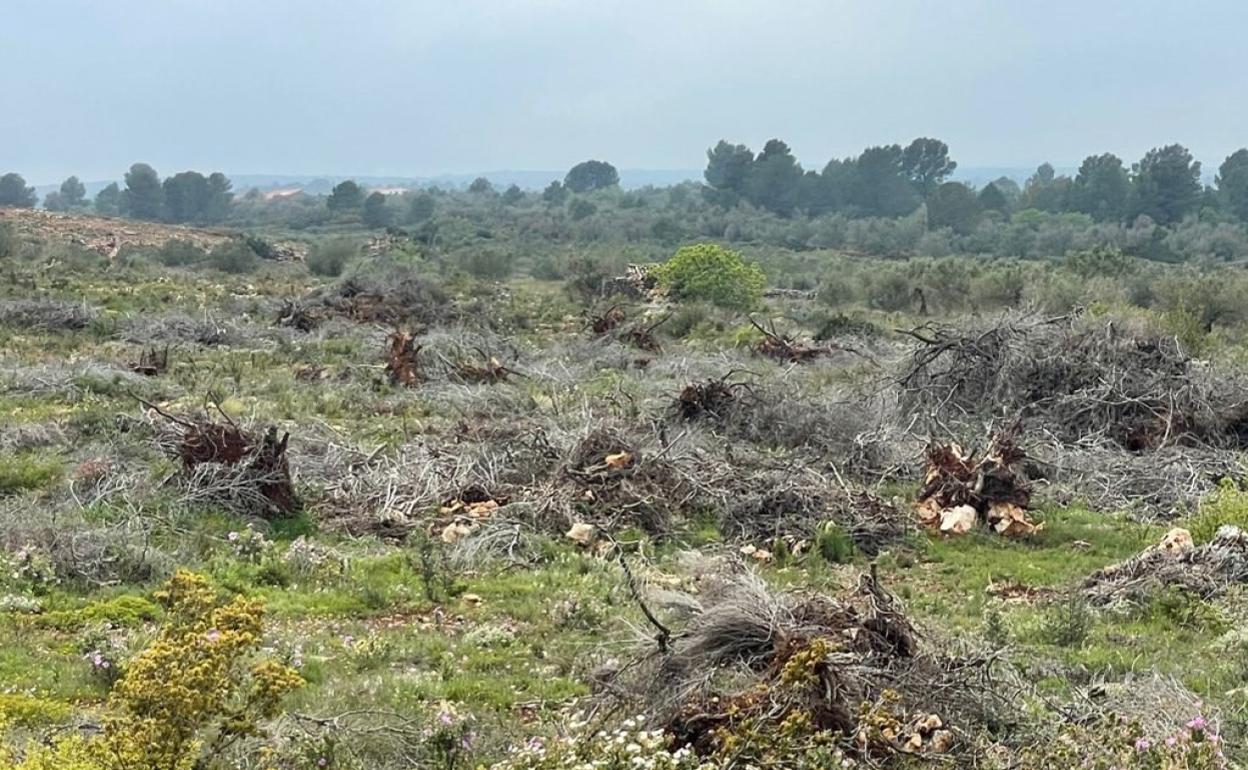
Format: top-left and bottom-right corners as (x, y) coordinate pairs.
(4, 143), (1248, 769)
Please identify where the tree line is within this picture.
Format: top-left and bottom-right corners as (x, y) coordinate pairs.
(701, 138), (1248, 229)
(0, 164), (234, 225)
(5, 143), (1248, 236)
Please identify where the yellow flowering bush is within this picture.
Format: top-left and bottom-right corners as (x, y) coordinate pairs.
(0, 570), (302, 770)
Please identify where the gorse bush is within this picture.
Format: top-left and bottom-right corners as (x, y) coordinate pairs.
(654, 243), (765, 311)
(0, 570), (302, 770)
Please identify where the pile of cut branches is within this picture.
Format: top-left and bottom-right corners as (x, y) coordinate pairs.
(603, 567), (1015, 763)
(1083, 525), (1248, 606)
(750, 317), (824, 364)
(898, 312), (1248, 452)
(720, 467), (910, 555)
(281, 273), (452, 329)
(916, 424), (1041, 537)
(532, 427), (708, 535)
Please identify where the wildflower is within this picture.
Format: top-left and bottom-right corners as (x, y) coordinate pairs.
(1187, 715), (1207, 732)
(1135, 737), (1151, 751)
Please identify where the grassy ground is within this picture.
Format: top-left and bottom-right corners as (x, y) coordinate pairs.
(2, 253), (1247, 767)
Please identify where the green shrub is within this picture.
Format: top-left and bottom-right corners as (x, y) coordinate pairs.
(0, 571), (303, 770)
(654, 243), (765, 311)
(814, 521), (855, 564)
(306, 239), (357, 277)
(1036, 595), (1093, 647)
(1022, 715), (1227, 770)
(155, 239), (206, 267)
(0, 451), (64, 495)
(1186, 478), (1248, 543)
(0, 223), (16, 259)
(569, 199), (597, 220)
(206, 239), (259, 274)
(244, 234), (278, 260)
(0, 693), (72, 727)
(463, 249), (513, 280)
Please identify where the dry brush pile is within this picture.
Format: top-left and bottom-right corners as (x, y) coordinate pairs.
(896, 311), (1248, 517)
(600, 566), (1020, 762)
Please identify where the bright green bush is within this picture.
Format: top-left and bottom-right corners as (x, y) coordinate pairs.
(1187, 479), (1248, 544)
(654, 243), (765, 311)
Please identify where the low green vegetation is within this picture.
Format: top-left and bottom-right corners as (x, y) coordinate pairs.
(0, 202), (1247, 769)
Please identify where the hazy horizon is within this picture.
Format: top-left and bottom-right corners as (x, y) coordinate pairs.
(5, 0), (1247, 185)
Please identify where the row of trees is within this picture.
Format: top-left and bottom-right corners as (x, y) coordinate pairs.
(315, 159), (621, 229)
(702, 139), (1248, 227)
(703, 137), (957, 218)
(0, 165), (234, 225)
(7, 146), (1246, 236)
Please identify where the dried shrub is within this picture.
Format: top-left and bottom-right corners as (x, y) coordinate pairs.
(0, 299), (97, 331)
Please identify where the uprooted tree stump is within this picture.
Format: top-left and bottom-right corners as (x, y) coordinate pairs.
(142, 399), (298, 518)
(386, 330), (424, 386)
(624, 314), (670, 353)
(917, 424), (1041, 537)
(750, 317), (824, 364)
(276, 300), (325, 332)
(674, 376), (750, 421)
(131, 345), (170, 376)
(590, 305), (627, 335)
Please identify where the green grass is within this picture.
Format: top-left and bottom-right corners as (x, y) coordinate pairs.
(0, 451), (66, 495)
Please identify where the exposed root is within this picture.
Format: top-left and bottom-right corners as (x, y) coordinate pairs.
(916, 423), (1042, 537)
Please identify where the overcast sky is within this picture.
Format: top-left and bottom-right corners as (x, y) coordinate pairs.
(4, 0), (1247, 184)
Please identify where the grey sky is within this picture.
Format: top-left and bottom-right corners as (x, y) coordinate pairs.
(4, 0), (1247, 185)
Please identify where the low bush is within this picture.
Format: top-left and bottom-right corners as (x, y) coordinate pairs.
(0, 452), (64, 495)
(156, 239), (206, 267)
(306, 239), (357, 277)
(206, 239), (259, 274)
(0, 570), (302, 770)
